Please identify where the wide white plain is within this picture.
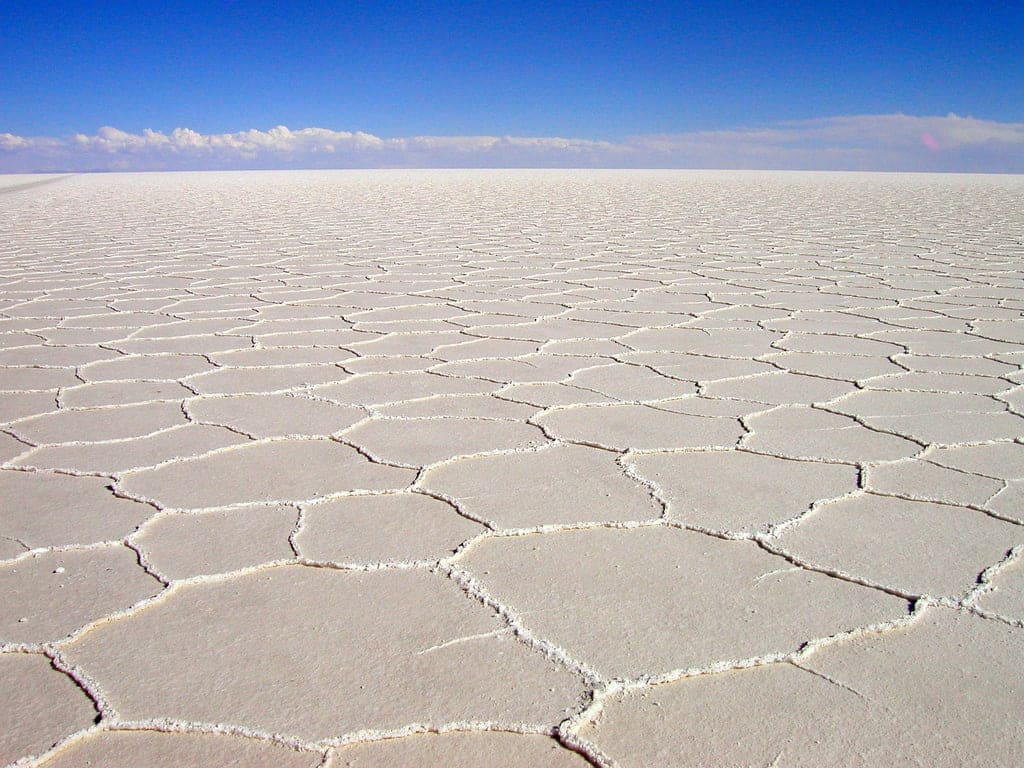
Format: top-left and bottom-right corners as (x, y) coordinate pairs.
(1, 170), (1022, 767)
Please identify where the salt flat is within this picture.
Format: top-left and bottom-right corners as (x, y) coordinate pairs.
(1, 169), (1023, 767)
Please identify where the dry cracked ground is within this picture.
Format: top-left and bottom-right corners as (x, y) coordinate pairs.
(1, 169), (1023, 767)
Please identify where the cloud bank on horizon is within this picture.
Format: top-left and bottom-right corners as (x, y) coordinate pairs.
(2, 113), (1022, 174)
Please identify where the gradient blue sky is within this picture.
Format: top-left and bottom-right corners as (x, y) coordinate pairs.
(2, 1), (1022, 171)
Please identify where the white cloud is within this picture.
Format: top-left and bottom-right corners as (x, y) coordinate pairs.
(2, 114), (1022, 173)
(626, 114), (1024, 171)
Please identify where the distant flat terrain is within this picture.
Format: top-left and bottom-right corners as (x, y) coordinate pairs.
(1, 170), (1022, 767)
(0, 175), (72, 194)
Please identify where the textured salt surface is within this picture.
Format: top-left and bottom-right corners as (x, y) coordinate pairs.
(1, 169), (1022, 767)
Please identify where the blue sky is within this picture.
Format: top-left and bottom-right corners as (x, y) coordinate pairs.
(1, 1), (1022, 171)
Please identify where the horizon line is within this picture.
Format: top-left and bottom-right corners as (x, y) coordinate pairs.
(3, 113), (1023, 174)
